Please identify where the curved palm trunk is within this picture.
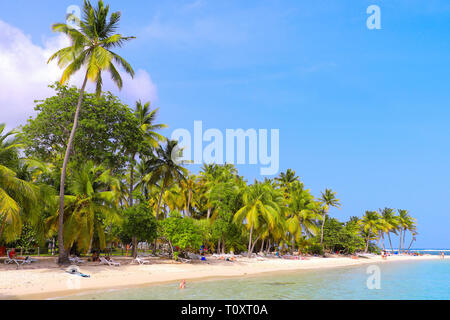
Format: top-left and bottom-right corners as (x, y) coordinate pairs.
(398, 229), (402, 254)
(57, 74), (88, 265)
(402, 229), (407, 253)
(152, 185), (165, 255)
(388, 232), (394, 253)
(364, 234), (370, 253)
(381, 234), (386, 251)
(407, 237), (415, 251)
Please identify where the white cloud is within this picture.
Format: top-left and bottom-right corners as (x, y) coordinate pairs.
(0, 20), (157, 129)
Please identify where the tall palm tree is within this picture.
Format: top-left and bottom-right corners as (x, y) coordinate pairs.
(285, 183), (320, 252)
(397, 209), (410, 254)
(402, 213), (416, 253)
(46, 161), (121, 254)
(359, 210), (381, 253)
(48, 0), (135, 264)
(128, 100), (167, 207)
(379, 207), (399, 253)
(140, 140), (188, 254)
(233, 182), (283, 257)
(179, 174), (198, 217)
(318, 188), (341, 246)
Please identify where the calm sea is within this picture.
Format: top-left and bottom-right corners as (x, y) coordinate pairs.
(61, 257), (450, 300)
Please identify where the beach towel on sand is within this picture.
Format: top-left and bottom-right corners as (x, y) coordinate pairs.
(65, 265), (91, 278)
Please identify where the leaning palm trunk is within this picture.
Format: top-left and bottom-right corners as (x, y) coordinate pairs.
(57, 74), (88, 265)
(365, 235), (370, 253)
(402, 228), (406, 253)
(407, 237), (415, 251)
(398, 229), (402, 254)
(153, 186), (165, 255)
(388, 232), (394, 253)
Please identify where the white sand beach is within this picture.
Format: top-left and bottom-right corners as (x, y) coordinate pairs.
(0, 254), (440, 300)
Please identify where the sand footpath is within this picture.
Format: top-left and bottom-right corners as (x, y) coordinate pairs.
(0, 254), (440, 299)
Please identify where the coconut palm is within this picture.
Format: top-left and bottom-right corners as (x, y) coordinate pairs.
(179, 174), (198, 217)
(397, 209), (410, 254)
(46, 161), (121, 253)
(318, 188), (341, 246)
(0, 125), (45, 243)
(359, 210), (381, 253)
(140, 140), (188, 253)
(402, 213), (417, 253)
(48, 0), (135, 263)
(285, 182), (321, 252)
(378, 207), (399, 253)
(199, 163), (238, 219)
(128, 100), (167, 206)
(233, 182), (283, 257)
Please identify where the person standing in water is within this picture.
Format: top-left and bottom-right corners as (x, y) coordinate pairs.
(441, 252), (445, 259)
(180, 280), (186, 289)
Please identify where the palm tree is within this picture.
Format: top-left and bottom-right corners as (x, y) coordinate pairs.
(397, 209), (410, 254)
(46, 161), (121, 254)
(128, 100), (167, 207)
(0, 125), (42, 243)
(199, 163), (238, 219)
(180, 174), (198, 217)
(285, 183), (320, 252)
(359, 210), (381, 253)
(48, 0), (135, 264)
(402, 213), (416, 253)
(140, 140), (188, 254)
(379, 207), (399, 253)
(275, 169), (299, 188)
(318, 188), (341, 246)
(233, 182), (283, 257)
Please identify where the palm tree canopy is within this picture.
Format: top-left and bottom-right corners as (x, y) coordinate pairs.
(48, 0), (135, 95)
(319, 188), (341, 212)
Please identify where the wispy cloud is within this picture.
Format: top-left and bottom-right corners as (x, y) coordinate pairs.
(0, 20), (157, 129)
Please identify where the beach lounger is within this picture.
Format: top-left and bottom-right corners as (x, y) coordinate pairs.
(69, 256), (85, 264)
(131, 257), (150, 265)
(4, 251), (20, 267)
(100, 257), (120, 266)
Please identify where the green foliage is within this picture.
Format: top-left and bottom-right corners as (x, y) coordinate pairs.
(22, 84), (143, 172)
(318, 217), (365, 254)
(159, 211), (202, 256)
(120, 203), (157, 244)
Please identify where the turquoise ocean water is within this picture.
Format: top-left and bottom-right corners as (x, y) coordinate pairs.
(61, 257), (450, 300)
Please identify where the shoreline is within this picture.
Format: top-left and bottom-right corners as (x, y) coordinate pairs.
(0, 254), (440, 300)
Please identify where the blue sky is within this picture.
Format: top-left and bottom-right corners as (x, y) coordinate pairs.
(1, 0), (450, 248)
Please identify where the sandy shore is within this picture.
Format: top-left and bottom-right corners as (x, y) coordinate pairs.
(0, 254), (440, 300)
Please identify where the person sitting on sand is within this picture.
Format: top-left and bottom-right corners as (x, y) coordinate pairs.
(179, 280), (186, 289)
(91, 251), (100, 262)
